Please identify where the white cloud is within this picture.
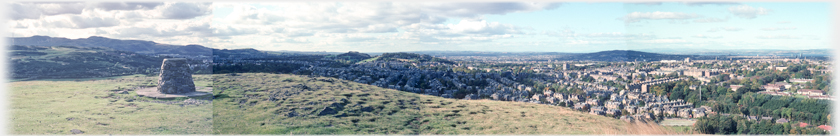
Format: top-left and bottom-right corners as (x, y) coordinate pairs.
(761, 27), (796, 31)
(633, 39), (689, 44)
(683, 2), (740, 6)
(156, 2), (212, 19)
(446, 20), (521, 35)
(691, 34), (722, 39)
(728, 5), (771, 19)
(620, 11), (701, 23)
(626, 2), (662, 6)
(94, 2), (163, 11)
(707, 27), (742, 32)
(777, 21), (791, 24)
(757, 35), (800, 39)
(693, 17), (728, 23)
(10, 2), (85, 20)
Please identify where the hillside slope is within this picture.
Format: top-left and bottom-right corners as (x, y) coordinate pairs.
(12, 36), (212, 55)
(11, 75), (214, 134)
(212, 73), (678, 134)
(560, 50), (695, 61)
(11, 45), (166, 80)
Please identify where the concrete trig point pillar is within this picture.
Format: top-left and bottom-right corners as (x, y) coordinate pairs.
(157, 58), (196, 94)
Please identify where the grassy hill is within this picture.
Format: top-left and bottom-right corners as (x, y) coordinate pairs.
(560, 50), (695, 62)
(330, 51), (372, 62)
(10, 74), (214, 134)
(12, 36), (212, 56)
(212, 73), (680, 134)
(11, 45), (166, 80)
(358, 52), (455, 64)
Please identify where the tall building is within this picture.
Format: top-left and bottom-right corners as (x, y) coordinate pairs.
(684, 57), (691, 63)
(563, 63), (569, 70)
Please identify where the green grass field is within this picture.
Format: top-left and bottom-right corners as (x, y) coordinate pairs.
(212, 73), (681, 134)
(10, 74), (213, 134)
(663, 126), (698, 134)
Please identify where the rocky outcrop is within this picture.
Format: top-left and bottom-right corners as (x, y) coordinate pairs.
(318, 107), (337, 116)
(70, 129), (84, 134)
(157, 58), (196, 94)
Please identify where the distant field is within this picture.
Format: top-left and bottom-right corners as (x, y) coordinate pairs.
(659, 118), (697, 126)
(10, 74), (214, 134)
(212, 73), (683, 134)
(663, 126), (698, 134)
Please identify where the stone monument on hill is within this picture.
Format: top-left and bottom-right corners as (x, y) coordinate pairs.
(137, 58), (210, 98)
(157, 58), (196, 94)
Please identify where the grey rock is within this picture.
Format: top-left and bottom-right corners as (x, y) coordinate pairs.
(287, 111), (299, 117)
(330, 102), (344, 110)
(318, 107), (338, 116)
(334, 113), (348, 118)
(70, 129), (83, 134)
(361, 106), (374, 112)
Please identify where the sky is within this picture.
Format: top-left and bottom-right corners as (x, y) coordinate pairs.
(7, 2), (833, 53)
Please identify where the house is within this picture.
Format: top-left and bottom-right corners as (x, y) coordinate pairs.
(770, 66), (788, 71)
(790, 78), (814, 83)
(775, 118), (789, 124)
(818, 125), (832, 132)
(730, 85), (744, 92)
(774, 82), (792, 89)
(798, 89), (825, 96)
(799, 122), (809, 127)
(762, 84), (785, 91)
(760, 116), (773, 120)
(606, 109), (621, 116)
(746, 116), (758, 121)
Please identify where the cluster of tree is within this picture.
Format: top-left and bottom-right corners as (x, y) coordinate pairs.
(213, 63), (304, 74)
(695, 114), (828, 135)
(643, 76), (831, 135)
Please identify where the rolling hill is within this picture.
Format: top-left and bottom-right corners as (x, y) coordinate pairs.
(11, 74), (214, 134)
(12, 36), (212, 56)
(10, 45), (167, 80)
(211, 73), (680, 134)
(558, 50), (695, 62)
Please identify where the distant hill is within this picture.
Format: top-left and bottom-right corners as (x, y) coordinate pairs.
(558, 50), (695, 62)
(405, 51), (578, 57)
(325, 51), (373, 63)
(11, 36), (212, 56)
(212, 73), (677, 134)
(336, 51), (372, 60)
(361, 52), (456, 64)
(636, 48), (832, 56)
(212, 48), (269, 58)
(10, 45), (166, 80)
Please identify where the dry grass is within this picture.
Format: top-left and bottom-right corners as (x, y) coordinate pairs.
(212, 73), (685, 134)
(613, 121), (686, 135)
(11, 74), (213, 134)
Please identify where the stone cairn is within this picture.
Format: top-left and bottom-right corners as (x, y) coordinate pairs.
(157, 58), (196, 94)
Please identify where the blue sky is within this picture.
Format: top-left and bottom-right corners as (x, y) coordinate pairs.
(8, 2), (832, 53)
